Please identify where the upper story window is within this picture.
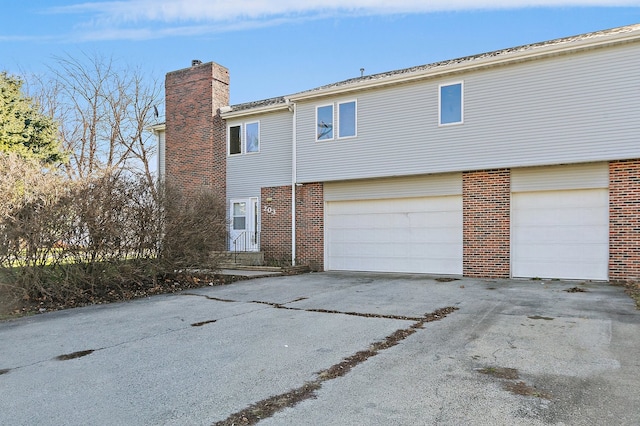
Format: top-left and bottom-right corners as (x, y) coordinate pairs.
(439, 82), (463, 126)
(316, 105), (333, 141)
(338, 100), (356, 138)
(316, 100), (357, 141)
(245, 122), (260, 153)
(228, 121), (260, 155)
(229, 125), (241, 155)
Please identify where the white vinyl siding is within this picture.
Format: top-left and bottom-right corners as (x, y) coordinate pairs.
(511, 163), (609, 280)
(226, 110), (292, 202)
(295, 43), (640, 183)
(157, 130), (165, 182)
(325, 174), (463, 274)
(325, 173), (462, 201)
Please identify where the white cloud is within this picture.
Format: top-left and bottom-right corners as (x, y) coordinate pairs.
(48, 0), (639, 40)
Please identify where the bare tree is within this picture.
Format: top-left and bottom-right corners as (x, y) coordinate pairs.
(29, 53), (163, 192)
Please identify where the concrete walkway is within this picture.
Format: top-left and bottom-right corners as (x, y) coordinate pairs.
(0, 272), (638, 425)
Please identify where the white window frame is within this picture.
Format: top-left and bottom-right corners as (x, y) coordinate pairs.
(245, 121), (260, 154)
(337, 100), (357, 139)
(439, 81), (464, 126)
(316, 104), (334, 141)
(228, 121), (261, 155)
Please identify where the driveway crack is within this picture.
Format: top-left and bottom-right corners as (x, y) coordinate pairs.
(213, 306), (459, 426)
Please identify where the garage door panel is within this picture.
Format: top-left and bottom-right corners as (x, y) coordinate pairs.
(515, 243), (608, 261)
(514, 209), (608, 227)
(512, 188), (608, 280)
(513, 225), (609, 244)
(514, 260), (607, 281)
(326, 195), (462, 274)
(513, 189), (608, 209)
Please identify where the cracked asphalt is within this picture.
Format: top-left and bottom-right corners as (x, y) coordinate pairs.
(1, 272), (639, 425)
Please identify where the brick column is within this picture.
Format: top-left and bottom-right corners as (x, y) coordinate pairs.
(165, 61), (229, 200)
(609, 159), (640, 282)
(261, 185), (292, 265)
(463, 169), (511, 278)
(296, 183), (324, 271)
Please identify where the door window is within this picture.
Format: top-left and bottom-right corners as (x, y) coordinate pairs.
(233, 202), (246, 230)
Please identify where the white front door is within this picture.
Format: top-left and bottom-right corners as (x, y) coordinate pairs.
(229, 198), (259, 252)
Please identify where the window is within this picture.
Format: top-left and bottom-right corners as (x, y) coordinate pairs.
(229, 125), (241, 155)
(317, 100), (358, 141)
(232, 202), (246, 230)
(338, 101), (356, 138)
(245, 122), (259, 153)
(316, 105), (333, 140)
(228, 121), (260, 155)
(439, 82), (463, 125)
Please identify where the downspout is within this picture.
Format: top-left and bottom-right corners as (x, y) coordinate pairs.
(289, 99), (297, 266)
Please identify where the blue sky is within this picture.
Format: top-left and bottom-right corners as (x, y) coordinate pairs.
(1, 1), (639, 106)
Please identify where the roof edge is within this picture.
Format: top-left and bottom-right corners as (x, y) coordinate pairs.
(288, 24), (640, 101)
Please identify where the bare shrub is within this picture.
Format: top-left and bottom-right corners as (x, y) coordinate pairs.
(159, 183), (227, 270)
(0, 154), (228, 311)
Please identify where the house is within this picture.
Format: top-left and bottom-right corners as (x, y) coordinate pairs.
(155, 24), (640, 281)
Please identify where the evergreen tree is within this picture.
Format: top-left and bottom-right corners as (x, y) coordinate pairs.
(0, 72), (66, 164)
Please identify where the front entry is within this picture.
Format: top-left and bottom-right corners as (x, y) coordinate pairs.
(229, 198), (259, 252)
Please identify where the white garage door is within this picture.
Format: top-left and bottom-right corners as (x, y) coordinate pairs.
(511, 164), (609, 280)
(325, 195), (463, 274)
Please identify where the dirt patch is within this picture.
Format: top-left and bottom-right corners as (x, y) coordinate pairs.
(565, 286), (587, 293)
(214, 381), (321, 426)
(478, 367), (519, 380)
(504, 381), (552, 399)
(191, 320), (217, 327)
(56, 349), (95, 361)
(528, 315), (554, 321)
(435, 277), (459, 282)
(618, 281), (640, 309)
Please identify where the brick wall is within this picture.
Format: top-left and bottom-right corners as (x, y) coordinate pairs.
(261, 185), (292, 264)
(260, 183), (324, 270)
(609, 159), (640, 282)
(165, 61), (229, 200)
(463, 169), (511, 278)
(296, 183), (324, 271)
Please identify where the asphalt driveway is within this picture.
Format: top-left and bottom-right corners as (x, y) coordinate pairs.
(1, 272), (638, 425)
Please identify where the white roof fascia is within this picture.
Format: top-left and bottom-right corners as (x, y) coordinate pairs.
(147, 123), (165, 132)
(288, 27), (640, 102)
(220, 102), (289, 120)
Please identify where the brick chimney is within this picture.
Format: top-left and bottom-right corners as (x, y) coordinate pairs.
(165, 61), (229, 200)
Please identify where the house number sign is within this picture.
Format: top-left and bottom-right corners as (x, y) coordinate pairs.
(263, 206), (276, 215)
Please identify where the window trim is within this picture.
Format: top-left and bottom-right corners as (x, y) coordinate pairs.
(244, 121), (260, 154)
(316, 104), (334, 141)
(228, 121), (261, 155)
(438, 81), (464, 126)
(337, 100), (357, 139)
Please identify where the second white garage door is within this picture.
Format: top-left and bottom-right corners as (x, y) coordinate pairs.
(325, 195), (463, 274)
(511, 163), (609, 281)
